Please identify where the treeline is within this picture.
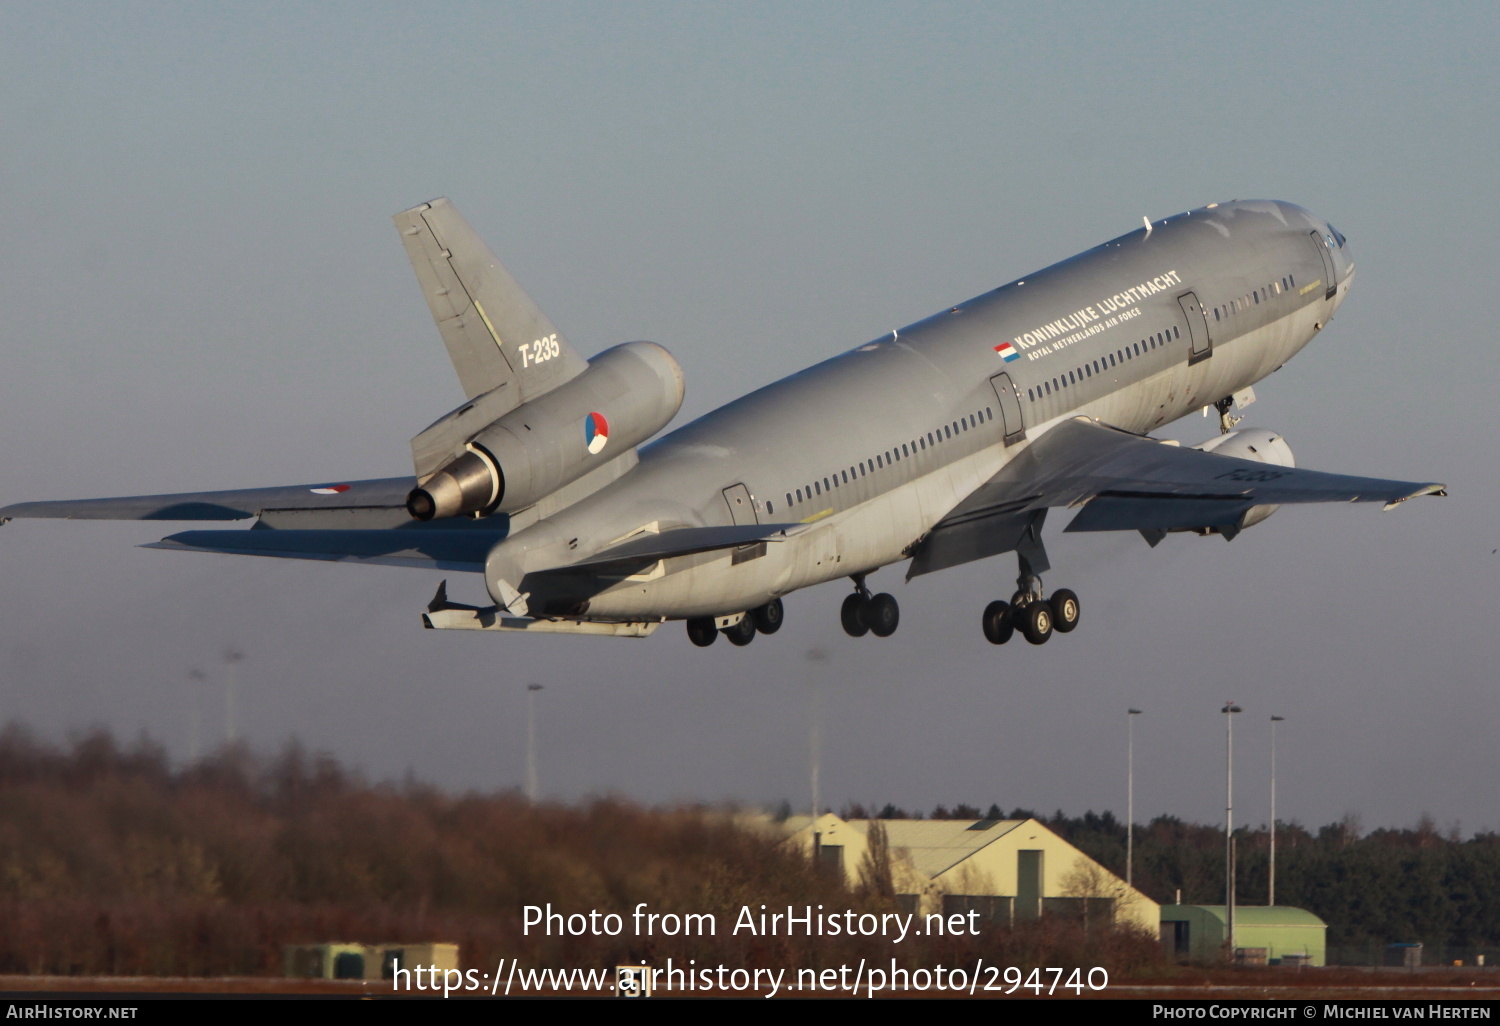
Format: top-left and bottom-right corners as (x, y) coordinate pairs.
(0, 725), (1157, 977)
(849, 802), (1500, 955)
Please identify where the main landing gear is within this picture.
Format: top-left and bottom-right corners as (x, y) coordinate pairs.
(685, 597), (784, 648)
(981, 512), (1080, 647)
(840, 574), (899, 638)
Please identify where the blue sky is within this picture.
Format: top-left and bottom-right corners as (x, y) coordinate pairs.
(1, 2), (1496, 836)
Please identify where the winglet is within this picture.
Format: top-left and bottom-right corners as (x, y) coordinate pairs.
(1382, 483), (1447, 511)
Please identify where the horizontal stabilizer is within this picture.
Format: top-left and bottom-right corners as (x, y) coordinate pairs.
(0, 477), (414, 522)
(144, 527), (500, 572)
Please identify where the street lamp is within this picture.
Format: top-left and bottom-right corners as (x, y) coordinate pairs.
(1127, 709), (1142, 889)
(526, 684), (543, 803)
(222, 648), (244, 744)
(1223, 702), (1242, 957)
(1270, 715), (1284, 907)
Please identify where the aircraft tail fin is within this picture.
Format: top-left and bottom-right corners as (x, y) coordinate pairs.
(394, 198), (589, 401)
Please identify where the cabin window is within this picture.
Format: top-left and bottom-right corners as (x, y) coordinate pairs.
(842, 470), (849, 484)
(796, 489), (803, 502)
(766, 500), (774, 515)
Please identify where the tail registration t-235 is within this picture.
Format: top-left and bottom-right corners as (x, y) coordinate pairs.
(0, 199), (1444, 648)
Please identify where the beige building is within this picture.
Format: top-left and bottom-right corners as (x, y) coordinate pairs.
(764, 813), (1158, 936)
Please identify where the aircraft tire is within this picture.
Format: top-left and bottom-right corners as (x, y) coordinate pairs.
(686, 617), (718, 647)
(1050, 589), (1080, 633)
(1022, 601), (1053, 645)
(867, 593), (900, 638)
(840, 593), (870, 637)
(724, 616), (757, 646)
(982, 601), (1014, 645)
(752, 597), (785, 635)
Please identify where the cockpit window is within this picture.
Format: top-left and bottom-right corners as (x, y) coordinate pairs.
(1329, 225), (1347, 248)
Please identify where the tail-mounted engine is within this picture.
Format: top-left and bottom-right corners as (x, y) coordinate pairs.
(407, 341), (684, 520)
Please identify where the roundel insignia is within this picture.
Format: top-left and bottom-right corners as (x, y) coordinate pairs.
(584, 412), (609, 454)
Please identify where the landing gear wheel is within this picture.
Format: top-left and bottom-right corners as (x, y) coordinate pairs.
(840, 593), (869, 638)
(723, 616), (757, 646)
(686, 617), (717, 647)
(1049, 589), (1080, 633)
(752, 597), (784, 635)
(1022, 601), (1053, 645)
(982, 601), (1014, 645)
(866, 593), (900, 638)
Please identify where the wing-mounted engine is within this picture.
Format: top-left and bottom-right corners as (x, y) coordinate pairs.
(407, 341), (685, 520)
(1187, 428), (1295, 536)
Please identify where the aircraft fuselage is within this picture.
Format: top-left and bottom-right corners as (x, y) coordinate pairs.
(496, 200), (1355, 620)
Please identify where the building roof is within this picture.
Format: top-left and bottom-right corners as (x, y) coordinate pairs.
(1162, 905), (1327, 928)
(850, 819), (1028, 878)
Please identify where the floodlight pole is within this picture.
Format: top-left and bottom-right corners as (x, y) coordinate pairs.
(1270, 715), (1284, 906)
(526, 684), (543, 803)
(223, 648), (243, 744)
(1223, 702), (1242, 957)
(1127, 708), (1142, 888)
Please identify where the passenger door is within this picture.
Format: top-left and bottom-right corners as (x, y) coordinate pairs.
(989, 373), (1026, 446)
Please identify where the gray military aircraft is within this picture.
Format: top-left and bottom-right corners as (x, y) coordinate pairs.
(0, 199), (1445, 647)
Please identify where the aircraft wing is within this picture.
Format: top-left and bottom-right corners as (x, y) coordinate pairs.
(0, 477), (415, 522)
(911, 418), (1444, 576)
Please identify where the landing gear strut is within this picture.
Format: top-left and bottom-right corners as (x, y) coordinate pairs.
(841, 573), (899, 638)
(1213, 395), (1240, 435)
(980, 511), (1081, 647)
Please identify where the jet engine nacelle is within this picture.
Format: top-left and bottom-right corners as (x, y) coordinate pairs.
(407, 341), (684, 520)
(1191, 428), (1295, 533)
